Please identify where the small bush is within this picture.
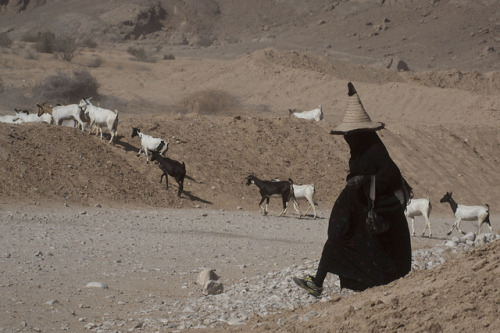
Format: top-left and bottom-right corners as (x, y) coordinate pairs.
(33, 69), (100, 104)
(0, 34), (13, 48)
(35, 32), (57, 53)
(81, 37), (97, 49)
(177, 90), (239, 115)
(25, 51), (39, 60)
(20, 32), (38, 43)
(127, 46), (156, 63)
(163, 54), (175, 60)
(54, 36), (80, 61)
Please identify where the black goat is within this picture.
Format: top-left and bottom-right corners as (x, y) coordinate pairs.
(150, 151), (186, 197)
(245, 175), (294, 216)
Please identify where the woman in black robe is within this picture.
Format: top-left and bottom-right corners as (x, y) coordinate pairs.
(294, 82), (412, 295)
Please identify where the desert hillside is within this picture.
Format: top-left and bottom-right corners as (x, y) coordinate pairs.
(0, 1), (500, 332)
(0, 46), (499, 214)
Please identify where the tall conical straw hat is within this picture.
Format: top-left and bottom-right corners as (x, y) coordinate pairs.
(330, 82), (384, 135)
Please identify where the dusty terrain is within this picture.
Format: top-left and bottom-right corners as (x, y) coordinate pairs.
(1, 0), (500, 332)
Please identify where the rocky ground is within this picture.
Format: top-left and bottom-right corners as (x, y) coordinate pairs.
(1, 205), (498, 332)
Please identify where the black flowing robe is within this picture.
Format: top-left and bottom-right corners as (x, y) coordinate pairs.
(318, 131), (412, 291)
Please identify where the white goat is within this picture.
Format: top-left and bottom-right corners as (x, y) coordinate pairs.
(0, 109), (25, 124)
(405, 198), (432, 237)
(440, 192), (492, 235)
(0, 115), (19, 123)
(292, 184), (318, 218)
(15, 109), (53, 124)
(37, 103), (85, 130)
(131, 127), (169, 163)
(289, 105), (323, 121)
(78, 98), (119, 144)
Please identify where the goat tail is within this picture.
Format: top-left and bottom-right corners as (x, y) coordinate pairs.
(485, 204), (491, 223)
(288, 178), (294, 185)
(111, 111), (119, 132)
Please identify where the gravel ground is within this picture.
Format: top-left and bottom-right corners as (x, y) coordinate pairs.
(1, 204), (497, 332)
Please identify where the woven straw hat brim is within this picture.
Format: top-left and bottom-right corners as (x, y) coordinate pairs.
(330, 121), (385, 135)
(330, 92), (384, 135)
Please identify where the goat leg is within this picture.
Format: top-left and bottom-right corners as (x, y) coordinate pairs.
(160, 173), (169, 189)
(278, 196), (288, 217)
(259, 197), (268, 216)
(292, 199), (302, 218)
(423, 216), (432, 238)
(176, 177), (184, 197)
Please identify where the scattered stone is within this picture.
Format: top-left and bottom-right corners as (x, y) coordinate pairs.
(86, 282), (108, 289)
(485, 45), (495, 53)
(397, 60), (410, 71)
(203, 280), (224, 295)
(462, 232), (476, 243)
(197, 269), (219, 286)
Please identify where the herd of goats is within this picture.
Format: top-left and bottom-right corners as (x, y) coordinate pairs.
(0, 102), (494, 238)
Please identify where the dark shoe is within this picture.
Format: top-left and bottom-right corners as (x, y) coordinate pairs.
(293, 275), (323, 297)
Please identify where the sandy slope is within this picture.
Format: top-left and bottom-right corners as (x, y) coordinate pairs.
(0, 0), (500, 331)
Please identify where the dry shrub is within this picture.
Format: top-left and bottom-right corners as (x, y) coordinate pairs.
(25, 51), (39, 60)
(81, 37), (97, 49)
(176, 90), (239, 115)
(35, 32), (56, 53)
(0, 33), (13, 48)
(33, 69), (100, 104)
(20, 32), (38, 43)
(127, 46), (156, 63)
(54, 36), (80, 61)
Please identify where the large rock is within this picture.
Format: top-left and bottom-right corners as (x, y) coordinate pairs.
(203, 280), (223, 295)
(197, 268), (219, 286)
